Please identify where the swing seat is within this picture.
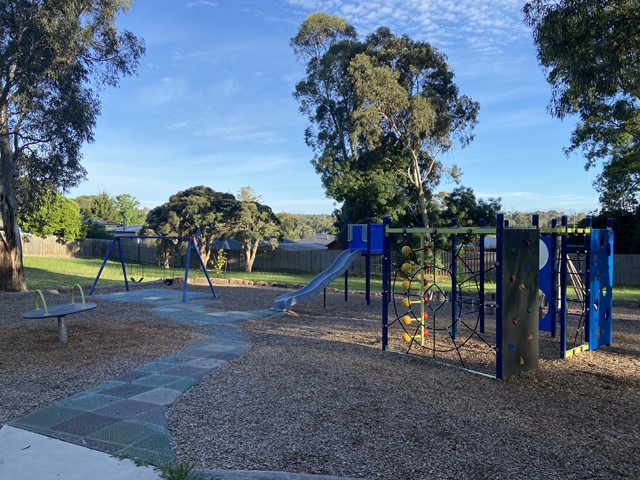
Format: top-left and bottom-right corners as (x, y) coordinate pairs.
(163, 279), (173, 286)
(130, 277), (144, 283)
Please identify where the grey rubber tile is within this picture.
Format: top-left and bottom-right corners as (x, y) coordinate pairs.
(132, 373), (185, 388)
(59, 393), (123, 412)
(13, 406), (82, 429)
(99, 383), (155, 399)
(51, 412), (118, 436)
(94, 399), (159, 419)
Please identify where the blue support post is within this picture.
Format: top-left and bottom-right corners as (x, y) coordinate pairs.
(116, 237), (129, 292)
(495, 213), (504, 379)
(451, 217), (458, 340)
(89, 238), (118, 295)
(366, 218), (372, 305)
(551, 218), (558, 338)
(560, 215), (568, 357)
(479, 218), (486, 333)
(381, 216), (391, 350)
(191, 238), (218, 302)
(183, 239), (193, 302)
(584, 216), (592, 347)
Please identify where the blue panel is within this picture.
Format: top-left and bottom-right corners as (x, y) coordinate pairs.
(538, 236), (553, 332)
(370, 224), (384, 253)
(347, 224), (367, 251)
(588, 229), (614, 349)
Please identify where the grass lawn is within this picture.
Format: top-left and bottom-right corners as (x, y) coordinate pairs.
(22, 256), (640, 302)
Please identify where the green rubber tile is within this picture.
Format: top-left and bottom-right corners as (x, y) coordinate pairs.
(120, 446), (175, 467)
(59, 393), (123, 412)
(131, 432), (174, 456)
(13, 406), (82, 429)
(89, 420), (163, 446)
(82, 437), (125, 455)
(164, 377), (198, 393)
(132, 374), (185, 388)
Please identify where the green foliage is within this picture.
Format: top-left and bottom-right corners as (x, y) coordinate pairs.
(276, 212), (336, 240)
(0, 0), (145, 292)
(292, 14), (479, 228)
(211, 249), (227, 276)
(89, 192), (119, 222)
(232, 198), (281, 272)
(524, 0), (640, 211)
(19, 191), (84, 241)
(158, 462), (205, 480)
(436, 187), (502, 227)
(83, 220), (112, 239)
(142, 186), (237, 266)
(115, 193), (141, 226)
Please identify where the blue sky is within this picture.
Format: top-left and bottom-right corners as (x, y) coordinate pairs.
(68, 0), (600, 215)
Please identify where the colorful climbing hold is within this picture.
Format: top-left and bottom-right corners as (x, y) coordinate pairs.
(401, 262), (412, 274)
(512, 318), (519, 325)
(403, 332), (412, 343)
(401, 245), (412, 256)
(402, 297), (411, 308)
(402, 280), (411, 291)
(402, 315), (412, 325)
(519, 356), (525, 365)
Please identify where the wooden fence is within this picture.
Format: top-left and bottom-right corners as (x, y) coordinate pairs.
(21, 235), (640, 285)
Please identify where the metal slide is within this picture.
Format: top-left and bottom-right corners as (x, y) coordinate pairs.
(272, 249), (362, 311)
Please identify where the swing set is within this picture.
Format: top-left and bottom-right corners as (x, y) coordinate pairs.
(88, 235), (217, 302)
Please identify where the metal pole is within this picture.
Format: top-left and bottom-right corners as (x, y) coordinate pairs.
(381, 216), (391, 350)
(451, 217), (458, 340)
(495, 213), (504, 379)
(89, 238), (117, 295)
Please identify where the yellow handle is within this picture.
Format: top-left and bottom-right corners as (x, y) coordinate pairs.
(35, 290), (49, 315)
(71, 284), (86, 308)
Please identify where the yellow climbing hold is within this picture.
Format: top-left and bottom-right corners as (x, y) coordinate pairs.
(401, 262), (412, 274)
(403, 332), (412, 343)
(401, 245), (412, 256)
(519, 356), (525, 365)
(402, 297), (411, 308)
(402, 315), (412, 325)
(402, 280), (411, 291)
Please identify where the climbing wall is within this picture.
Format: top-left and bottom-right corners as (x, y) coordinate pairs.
(499, 229), (540, 379)
(588, 229), (614, 349)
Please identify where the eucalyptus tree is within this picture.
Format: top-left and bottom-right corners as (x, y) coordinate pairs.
(0, 0), (144, 290)
(524, 0), (640, 212)
(292, 13), (479, 227)
(232, 187), (280, 272)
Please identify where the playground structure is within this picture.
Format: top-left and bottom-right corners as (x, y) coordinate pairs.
(272, 222), (383, 311)
(22, 285), (97, 343)
(381, 214), (614, 380)
(89, 235), (217, 302)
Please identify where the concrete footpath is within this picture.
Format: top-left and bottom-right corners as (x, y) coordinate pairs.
(0, 289), (362, 480)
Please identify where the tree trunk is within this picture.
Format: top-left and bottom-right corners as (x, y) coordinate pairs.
(243, 238), (260, 273)
(0, 132), (27, 292)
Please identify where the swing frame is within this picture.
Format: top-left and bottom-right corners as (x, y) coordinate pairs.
(88, 235), (217, 302)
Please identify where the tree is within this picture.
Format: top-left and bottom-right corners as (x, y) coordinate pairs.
(0, 0), (144, 291)
(292, 13), (479, 228)
(437, 187), (502, 227)
(142, 186), (236, 267)
(115, 193), (140, 227)
(89, 192), (119, 222)
(232, 189), (280, 272)
(277, 213), (315, 240)
(19, 190), (83, 241)
(524, 0), (640, 212)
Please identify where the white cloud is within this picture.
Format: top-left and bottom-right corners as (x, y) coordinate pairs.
(285, 0), (529, 59)
(187, 1), (217, 8)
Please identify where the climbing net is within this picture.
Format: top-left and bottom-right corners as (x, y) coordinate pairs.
(387, 233), (498, 375)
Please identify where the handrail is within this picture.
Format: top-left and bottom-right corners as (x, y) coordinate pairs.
(71, 284), (86, 307)
(34, 290), (49, 315)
